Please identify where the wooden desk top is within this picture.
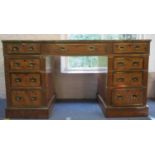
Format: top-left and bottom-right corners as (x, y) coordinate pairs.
(2, 39), (151, 43)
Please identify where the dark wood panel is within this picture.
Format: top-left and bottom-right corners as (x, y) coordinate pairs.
(108, 55), (149, 71)
(112, 71), (144, 87)
(111, 88), (146, 107)
(9, 58), (41, 71)
(113, 42), (149, 53)
(10, 73), (41, 87)
(10, 90), (42, 108)
(108, 71), (148, 88)
(4, 42), (41, 54)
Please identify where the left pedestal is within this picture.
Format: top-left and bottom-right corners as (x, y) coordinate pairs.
(3, 41), (55, 119)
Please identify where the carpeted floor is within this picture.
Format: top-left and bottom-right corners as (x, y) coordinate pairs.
(0, 99), (155, 120)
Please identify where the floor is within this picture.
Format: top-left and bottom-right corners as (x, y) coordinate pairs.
(0, 99), (155, 120)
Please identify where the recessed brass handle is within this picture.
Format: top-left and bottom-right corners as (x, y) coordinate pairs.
(117, 95), (123, 100)
(119, 46), (125, 49)
(117, 78), (124, 82)
(60, 47), (66, 51)
(15, 78), (22, 82)
(132, 77), (138, 82)
(88, 46), (96, 51)
(12, 47), (19, 51)
(31, 97), (37, 101)
(30, 78), (36, 82)
(16, 96), (22, 101)
(29, 47), (34, 51)
(118, 62), (125, 66)
(133, 62), (139, 66)
(135, 45), (140, 49)
(29, 63), (35, 67)
(15, 62), (20, 67)
(132, 95), (138, 99)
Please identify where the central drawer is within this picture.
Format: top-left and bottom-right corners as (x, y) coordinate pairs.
(10, 90), (42, 108)
(11, 73), (41, 87)
(41, 43), (112, 55)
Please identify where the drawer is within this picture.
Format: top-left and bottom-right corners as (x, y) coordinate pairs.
(113, 43), (149, 53)
(112, 88), (145, 107)
(5, 43), (40, 54)
(10, 90), (42, 108)
(9, 58), (41, 71)
(11, 73), (41, 87)
(112, 72), (143, 87)
(42, 43), (111, 55)
(113, 57), (144, 70)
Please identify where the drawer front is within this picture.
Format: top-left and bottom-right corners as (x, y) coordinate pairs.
(114, 57), (144, 70)
(10, 90), (42, 107)
(113, 43), (149, 53)
(9, 58), (41, 71)
(42, 43), (111, 55)
(5, 43), (40, 54)
(113, 72), (143, 87)
(112, 89), (145, 107)
(11, 73), (41, 87)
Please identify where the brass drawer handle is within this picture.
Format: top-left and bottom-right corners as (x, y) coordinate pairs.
(117, 62), (125, 66)
(133, 61), (139, 66)
(135, 45), (140, 49)
(12, 47), (19, 51)
(15, 78), (22, 82)
(31, 97), (37, 101)
(16, 96), (22, 101)
(132, 77), (138, 82)
(88, 46), (96, 51)
(117, 78), (124, 82)
(15, 62), (20, 67)
(132, 95), (138, 99)
(29, 46), (34, 51)
(29, 63), (35, 67)
(119, 46), (125, 49)
(60, 47), (66, 51)
(117, 95), (123, 100)
(30, 78), (37, 82)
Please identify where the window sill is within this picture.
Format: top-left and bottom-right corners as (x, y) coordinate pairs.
(61, 70), (107, 74)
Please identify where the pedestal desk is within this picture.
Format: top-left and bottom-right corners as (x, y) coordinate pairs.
(2, 40), (151, 119)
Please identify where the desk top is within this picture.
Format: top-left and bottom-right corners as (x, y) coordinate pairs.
(2, 39), (151, 43)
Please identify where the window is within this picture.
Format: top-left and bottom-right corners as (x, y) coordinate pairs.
(61, 34), (143, 73)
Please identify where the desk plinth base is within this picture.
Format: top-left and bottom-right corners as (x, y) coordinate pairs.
(6, 95), (55, 119)
(97, 94), (148, 117)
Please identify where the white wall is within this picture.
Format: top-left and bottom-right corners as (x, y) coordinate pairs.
(144, 34), (155, 72)
(145, 34), (155, 98)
